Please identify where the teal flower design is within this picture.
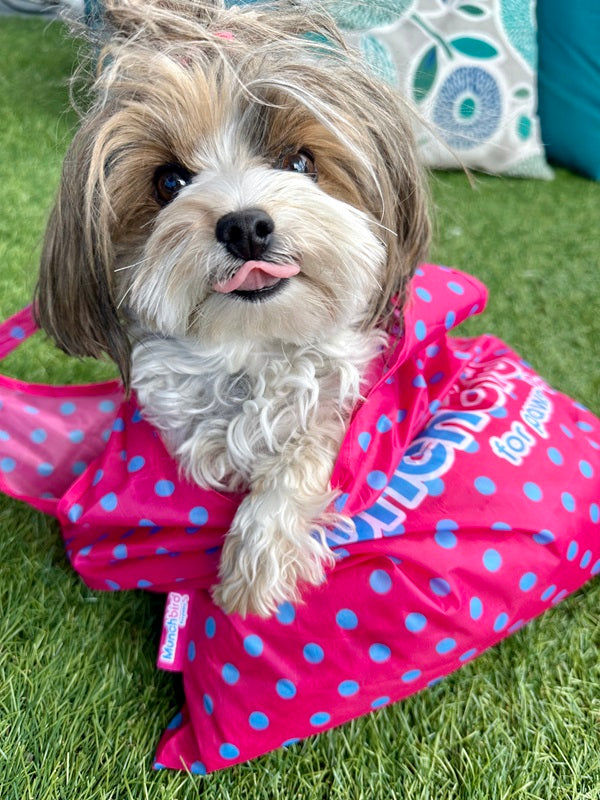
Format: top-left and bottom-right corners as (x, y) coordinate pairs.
(324, 0), (415, 31)
(433, 66), (502, 150)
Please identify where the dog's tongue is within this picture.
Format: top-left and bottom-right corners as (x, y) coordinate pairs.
(213, 261), (300, 293)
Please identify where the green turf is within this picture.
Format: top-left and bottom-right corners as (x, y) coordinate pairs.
(1, 16), (599, 800)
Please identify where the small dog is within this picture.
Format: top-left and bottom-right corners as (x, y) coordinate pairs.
(35, 0), (429, 617)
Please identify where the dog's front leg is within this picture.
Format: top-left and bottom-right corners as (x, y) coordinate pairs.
(212, 429), (341, 618)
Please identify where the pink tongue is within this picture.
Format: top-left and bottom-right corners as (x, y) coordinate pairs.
(214, 261), (300, 293)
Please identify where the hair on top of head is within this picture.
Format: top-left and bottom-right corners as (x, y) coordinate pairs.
(35, 0), (430, 388)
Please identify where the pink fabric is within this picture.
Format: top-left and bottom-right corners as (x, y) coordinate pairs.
(0, 264), (598, 775)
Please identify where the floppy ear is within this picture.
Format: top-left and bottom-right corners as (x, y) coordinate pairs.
(34, 118), (132, 388)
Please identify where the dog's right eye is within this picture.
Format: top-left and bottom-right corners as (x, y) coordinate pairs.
(154, 164), (193, 205)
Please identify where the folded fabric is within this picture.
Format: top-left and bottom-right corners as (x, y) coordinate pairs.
(0, 264), (597, 773)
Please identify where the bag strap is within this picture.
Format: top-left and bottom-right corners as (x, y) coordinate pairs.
(0, 305), (39, 360)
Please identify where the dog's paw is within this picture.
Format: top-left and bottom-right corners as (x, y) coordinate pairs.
(212, 525), (330, 618)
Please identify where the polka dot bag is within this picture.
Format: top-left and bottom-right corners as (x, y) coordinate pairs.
(0, 264), (598, 774)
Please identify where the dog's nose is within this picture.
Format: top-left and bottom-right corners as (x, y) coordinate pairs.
(215, 208), (274, 261)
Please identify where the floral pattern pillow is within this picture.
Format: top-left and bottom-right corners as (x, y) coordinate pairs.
(325, 0), (553, 178)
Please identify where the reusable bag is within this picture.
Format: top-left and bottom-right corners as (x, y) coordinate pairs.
(1, 264), (598, 774)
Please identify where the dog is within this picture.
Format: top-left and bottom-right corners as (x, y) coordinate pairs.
(35, 0), (430, 617)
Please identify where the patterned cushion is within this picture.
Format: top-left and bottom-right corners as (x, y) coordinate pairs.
(325, 0), (553, 178)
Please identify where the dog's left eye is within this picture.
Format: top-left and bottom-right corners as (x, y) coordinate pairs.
(154, 164), (193, 205)
(276, 149), (317, 181)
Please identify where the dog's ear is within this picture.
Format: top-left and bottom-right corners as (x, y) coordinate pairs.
(34, 118), (132, 388)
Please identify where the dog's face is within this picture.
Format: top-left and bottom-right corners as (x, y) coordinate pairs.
(36, 0), (429, 383)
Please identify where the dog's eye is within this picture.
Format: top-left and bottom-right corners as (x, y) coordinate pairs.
(276, 149), (317, 181)
(154, 164), (193, 205)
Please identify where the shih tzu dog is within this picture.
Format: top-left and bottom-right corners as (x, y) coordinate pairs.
(35, 0), (430, 617)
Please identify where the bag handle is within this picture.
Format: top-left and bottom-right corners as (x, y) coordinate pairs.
(0, 305), (39, 360)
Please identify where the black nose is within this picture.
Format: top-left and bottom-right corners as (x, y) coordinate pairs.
(215, 208), (275, 261)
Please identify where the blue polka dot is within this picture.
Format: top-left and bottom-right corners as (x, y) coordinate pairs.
(99, 400), (115, 413)
(376, 415), (393, 433)
(1, 457), (17, 473)
(523, 482), (543, 502)
(460, 648), (478, 662)
(437, 518), (458, 531)
(282, 738), (300, 748)
(10, 325), (25, 340)
(493, 613), (509, 632)
(276, 601), (296, 625)
(244, 635), (263, 657)
(219, 743), (240, 760)
(415, 320), (427, 341)
(491, 522), (512, 531)
(579, 460), (593, 478)
(489, 406), (508, 419)
(167, 712), (183, 729)
(474, 476), (496, 496)
(338, 680), (359, 697)
(426, 344), (440, 357)
(429, 371), (445, 385)
(551, 589), (569, 605)
(188, 506), (208, 526)
(434, 529), (457, 549)
(483, 549), (502, 572)
(435, 637), (456, 654)
(577, 421), (593, 432)
(127, 456), (145, 472)
(113, 544), (127, 559)
(430, 578), (451, 597)
(532, 529), (554, 548)
(367, 470), (387, 490)
(425, 478), (445, 497)
(405, 612), (427, 633)
(369, 569), (392, 594)
(429, 400), (441, 414)
(541, 585), (556, 602)
(397, 409), (407, 422)
(100, 492), (118, 512)
(447, 281), (464, 295)
(561, 492), (576, 512)
(203, 694), (214, 715)
(187, 641), (196, 662)
(416, 287), (432, 302)
(68, 429), (85, 443)
(336, 609), (358, 630)
(358, 432), (372, 452)
(60, 402), (76, 416)
(445, 310), (456, 329)
(112, 418), (125, 432)
(30, 428), (47, 444)
(37, 463), (54, 477)
(249, 712), (269, 730)
(310, 712), (331, 727)
(566, 541), (578, 561)
(0, 430), (10, 441)
(155, 480), (175, 497)
(560, 424), (574, 439)
(371, 696), (390, 708)
(191, 761), (207, 775)
(68, 504), (83, 522)
(369, 643), (391, 662)
(132, 409), (143, 423)
(547, 447), (563, 465)
(412, 375), (427, 389)
(92, 469), (103, 486)
(401, 669), (421, 683)
(137, 579), (153, 588)
(222, 663), (240, 684)
(519, 572), (537, 591)
(591, 504), (600, 524)
(580, 550), (592, 569)
(205, 616), (216, 638)
(105, 579), (120, 590)
(72, 461), (86, 476)
(303, 643), (324, 663)
(470, 597), (483, 620)
(591, 560), (600, 576)
(24, 405), (39, 415)
(276, 679), (297, 699)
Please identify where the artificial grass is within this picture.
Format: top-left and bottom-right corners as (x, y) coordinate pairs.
(0, 16), (599, 800)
